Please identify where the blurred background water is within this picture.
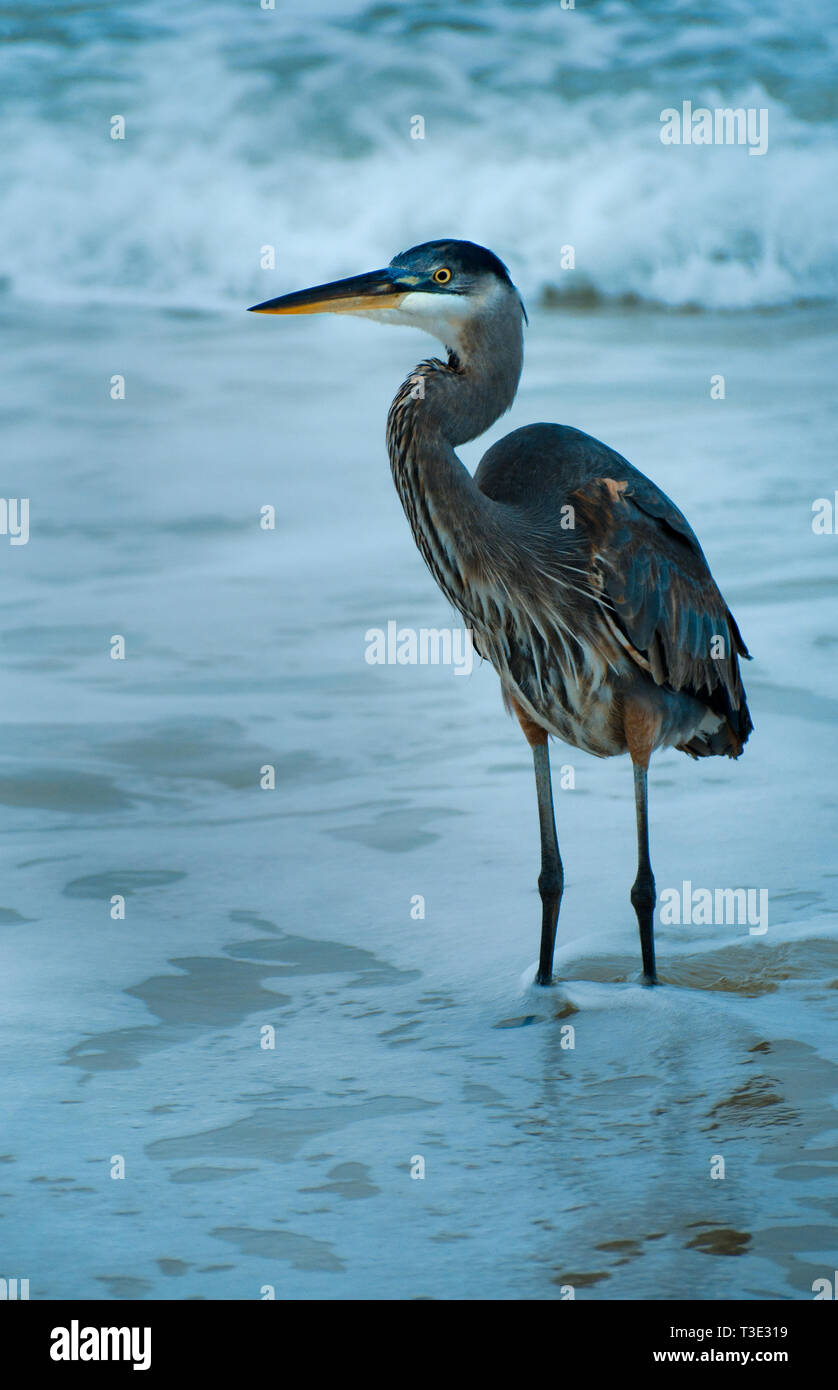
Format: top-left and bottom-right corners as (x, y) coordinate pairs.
(1, 0), (837, 1301)
(2, 0), (838, 309)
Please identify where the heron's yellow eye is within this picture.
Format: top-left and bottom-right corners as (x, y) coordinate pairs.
(432, 267), (452, 285)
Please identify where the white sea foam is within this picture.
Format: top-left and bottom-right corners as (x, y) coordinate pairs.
(1, 0), (837, 309)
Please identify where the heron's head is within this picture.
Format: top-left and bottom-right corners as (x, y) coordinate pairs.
(248, 239), (527, 357)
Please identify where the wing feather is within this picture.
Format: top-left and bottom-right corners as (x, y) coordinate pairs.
(571, 477), (753, 755)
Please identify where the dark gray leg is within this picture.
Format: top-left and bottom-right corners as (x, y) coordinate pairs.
(533, 741), (563, 985)
(630, 761), (657, 984)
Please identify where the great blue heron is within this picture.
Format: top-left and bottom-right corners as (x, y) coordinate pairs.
(249, 239), (752, 987)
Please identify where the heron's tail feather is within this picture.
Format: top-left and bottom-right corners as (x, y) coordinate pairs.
(677, 693), (753, 760)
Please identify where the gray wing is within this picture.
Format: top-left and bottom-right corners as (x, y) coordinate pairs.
(476, 423), (753, 756)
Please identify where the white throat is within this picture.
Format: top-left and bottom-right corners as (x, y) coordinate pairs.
(355, 281), (508, 356)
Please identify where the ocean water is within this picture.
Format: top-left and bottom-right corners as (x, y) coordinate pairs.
(1, 1), (838, 1302)
(2, 0), (838, 310)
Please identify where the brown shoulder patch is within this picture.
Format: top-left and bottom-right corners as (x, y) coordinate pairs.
(569, 476), (631, 546)
(600, 477), (629, 503)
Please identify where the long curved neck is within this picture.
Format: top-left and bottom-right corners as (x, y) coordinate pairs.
(386, 305), (523, 610)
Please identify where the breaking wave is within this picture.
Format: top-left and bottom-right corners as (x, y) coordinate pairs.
(1, 0), (837, 310)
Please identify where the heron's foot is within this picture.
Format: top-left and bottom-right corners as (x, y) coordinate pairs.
(641, 970), (658, 987)
(534, 969), (555, 987)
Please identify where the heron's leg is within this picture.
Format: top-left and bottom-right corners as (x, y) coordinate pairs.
(533, 740), (563, 986)
(509, 698), (563, 986)
(630, 760), (657, 985)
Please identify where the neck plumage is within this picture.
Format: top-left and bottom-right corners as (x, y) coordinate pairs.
(385, 307), (524, 611)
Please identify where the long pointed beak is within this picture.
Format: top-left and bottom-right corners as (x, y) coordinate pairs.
(248, 268), (408, 316)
